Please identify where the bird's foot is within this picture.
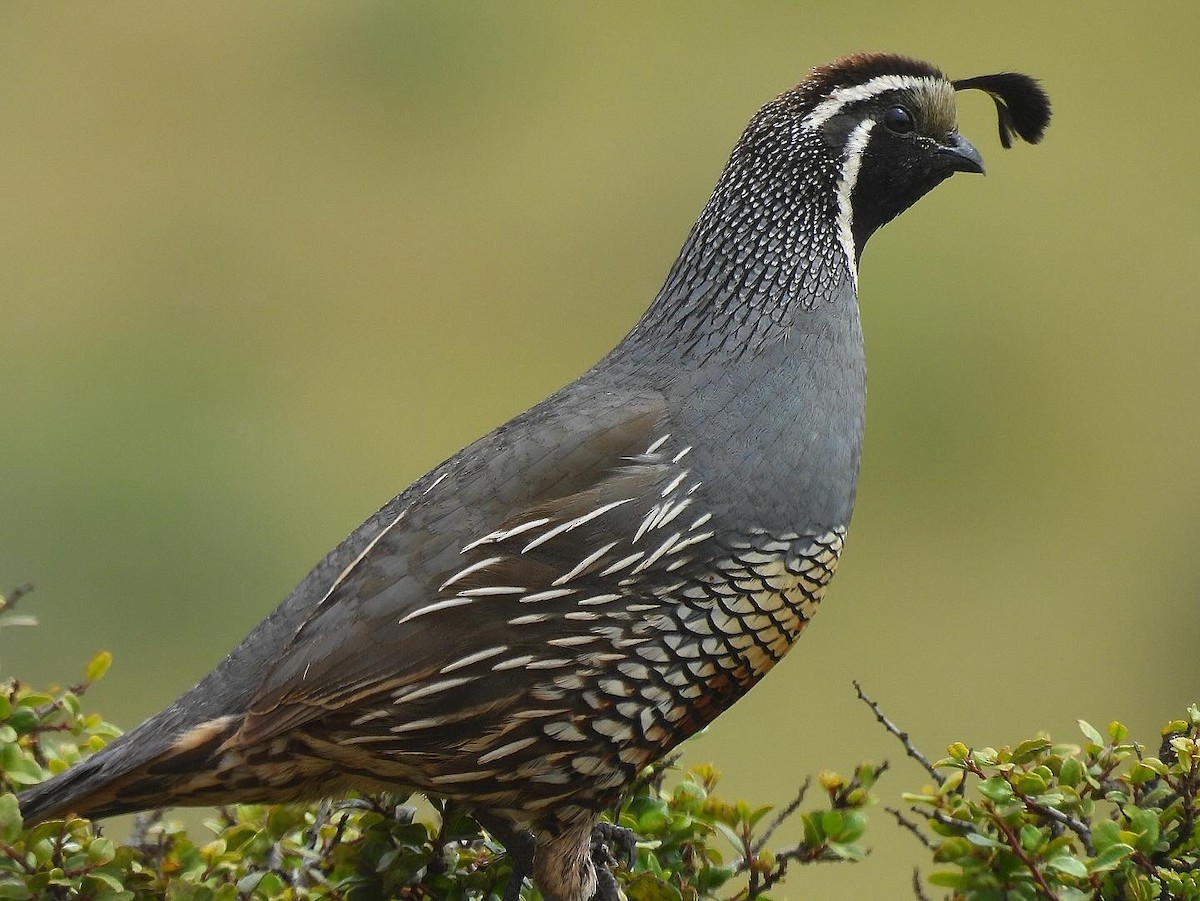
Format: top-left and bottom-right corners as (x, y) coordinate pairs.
(589, 822), (637, 900)
(591, 821), (637, 870)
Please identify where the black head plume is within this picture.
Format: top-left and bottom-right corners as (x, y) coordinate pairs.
(952, 72), (1051, 148)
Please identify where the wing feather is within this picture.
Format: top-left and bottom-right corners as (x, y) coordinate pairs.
(231, 390), (674, 748)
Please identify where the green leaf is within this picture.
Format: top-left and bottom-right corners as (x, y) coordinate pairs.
(87, 837), (116, 865)
(1058, 757), (1083, 787)
(82, 871), (126, 892)
(624, 872), (683, 901)
(965, 832), (1003, 849)
(636, 798), (670, 834)
(800, 812), (823, 847)
(835, 810), (867, 844)
(1015, 772), (1047, 795)
(6, 709), (37, 736)
(0, 880), (32, 900)
(697, 863), (735, 891)
(712, 821), (743, 852)
(1019, 824), (1043, 852)
(820, 810), (844, 841)
(928, 870), (966, 888)
(1077, 720), (1103, 746)
(825, 840), (866, 861)
(746, 804), (773, 829)
(938, 769), (965, 796)
(671, 781), (706, 812)
(84, 651), (112, 684)
(1128, 762), (1159, 785)
(977, 776), (1014, 803)
(0, 794), (22, 843)
(1011, 737), (1051, 765)
(1047, 854), (1088, 878)
(1088, 842), (1134, 872)
(59, 693), (80, 718)
(1126, 807), (1160, 852)
(0, 747), (43, 786)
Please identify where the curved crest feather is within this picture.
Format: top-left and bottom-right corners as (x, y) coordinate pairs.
(953, 72), (1051, 148)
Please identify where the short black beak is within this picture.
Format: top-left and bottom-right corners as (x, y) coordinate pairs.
(939, 132), (985, 175)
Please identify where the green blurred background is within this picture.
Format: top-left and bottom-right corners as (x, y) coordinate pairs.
(2, 2), (1198, 896)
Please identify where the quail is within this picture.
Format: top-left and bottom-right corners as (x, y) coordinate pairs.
(18, 53), (1050, 901)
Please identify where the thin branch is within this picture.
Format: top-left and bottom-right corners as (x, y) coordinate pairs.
(304, 799), (331, 852)
(128, 809), (165, 853)
(622, 751), (682, 808)
(752, 778), (809, 854)
(911, 867), (933, 901)
(753, 843), (857, 897)
(920, 807), (979, 834)
(989, 807), (1060, 901)
(1, 583), (34, 610)
(887, 807), (934, 851)
(854, 681), (942, 784)
(1021, 795), (1093, 856)
(961, 758), (1095, 856)
(0, 839), (37, 874)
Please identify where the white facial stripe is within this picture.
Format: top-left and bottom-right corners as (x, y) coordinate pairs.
(835, 118), (877, 290)
(803, 74), (944, 130)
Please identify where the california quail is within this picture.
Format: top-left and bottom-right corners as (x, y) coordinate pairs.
(18, 53), (1050, 901)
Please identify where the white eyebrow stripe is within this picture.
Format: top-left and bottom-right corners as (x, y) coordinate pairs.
(803, 74), (943, 130)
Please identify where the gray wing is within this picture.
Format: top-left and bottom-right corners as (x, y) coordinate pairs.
(232, 386), (681, 747)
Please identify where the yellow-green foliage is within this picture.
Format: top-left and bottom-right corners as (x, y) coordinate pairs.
(902, 710), (1200, 900)
(0, 590), (876, 900)
(10, 582), (1194, 900)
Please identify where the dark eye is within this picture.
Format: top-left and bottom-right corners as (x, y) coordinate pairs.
(883, 106), (915, 134)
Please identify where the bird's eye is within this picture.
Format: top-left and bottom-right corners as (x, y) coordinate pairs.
(883, 106), (916, 134)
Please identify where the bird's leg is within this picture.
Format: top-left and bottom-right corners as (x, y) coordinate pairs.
(501, 832), (536, 901)
(592, 864), (621, 901)
(589, 821), (638, 900)
(476, 813), (536, 901)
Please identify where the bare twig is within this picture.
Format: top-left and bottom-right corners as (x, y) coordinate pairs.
(1019, 794), (1093, 856)
(326, 810), (351, 857)
(988, 806), (1060, 900)
(854, 681), (942, 784)
(752, 778), (809, 854)
(887, 807), (934, 851)
(751, 843), (857, 898)
(0, 839), (37, 873)
(1, 584), (34, 610)
(302, 799), (332, 859)
(623, 751), (682, 807)
(911, 867), (933, 901)
(128, 809), (165, 852)
(920, 807), (979, 834)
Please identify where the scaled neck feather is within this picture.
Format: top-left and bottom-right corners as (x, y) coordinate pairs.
(624, 128), (857, 365)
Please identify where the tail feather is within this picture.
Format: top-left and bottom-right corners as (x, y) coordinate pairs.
(17, 714), (244, 824)
(16, 713), (356, 825)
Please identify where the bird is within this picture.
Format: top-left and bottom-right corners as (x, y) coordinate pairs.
(18, 53), (1050, 901)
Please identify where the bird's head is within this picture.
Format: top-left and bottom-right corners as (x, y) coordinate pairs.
(733, 52), (1051, 267)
